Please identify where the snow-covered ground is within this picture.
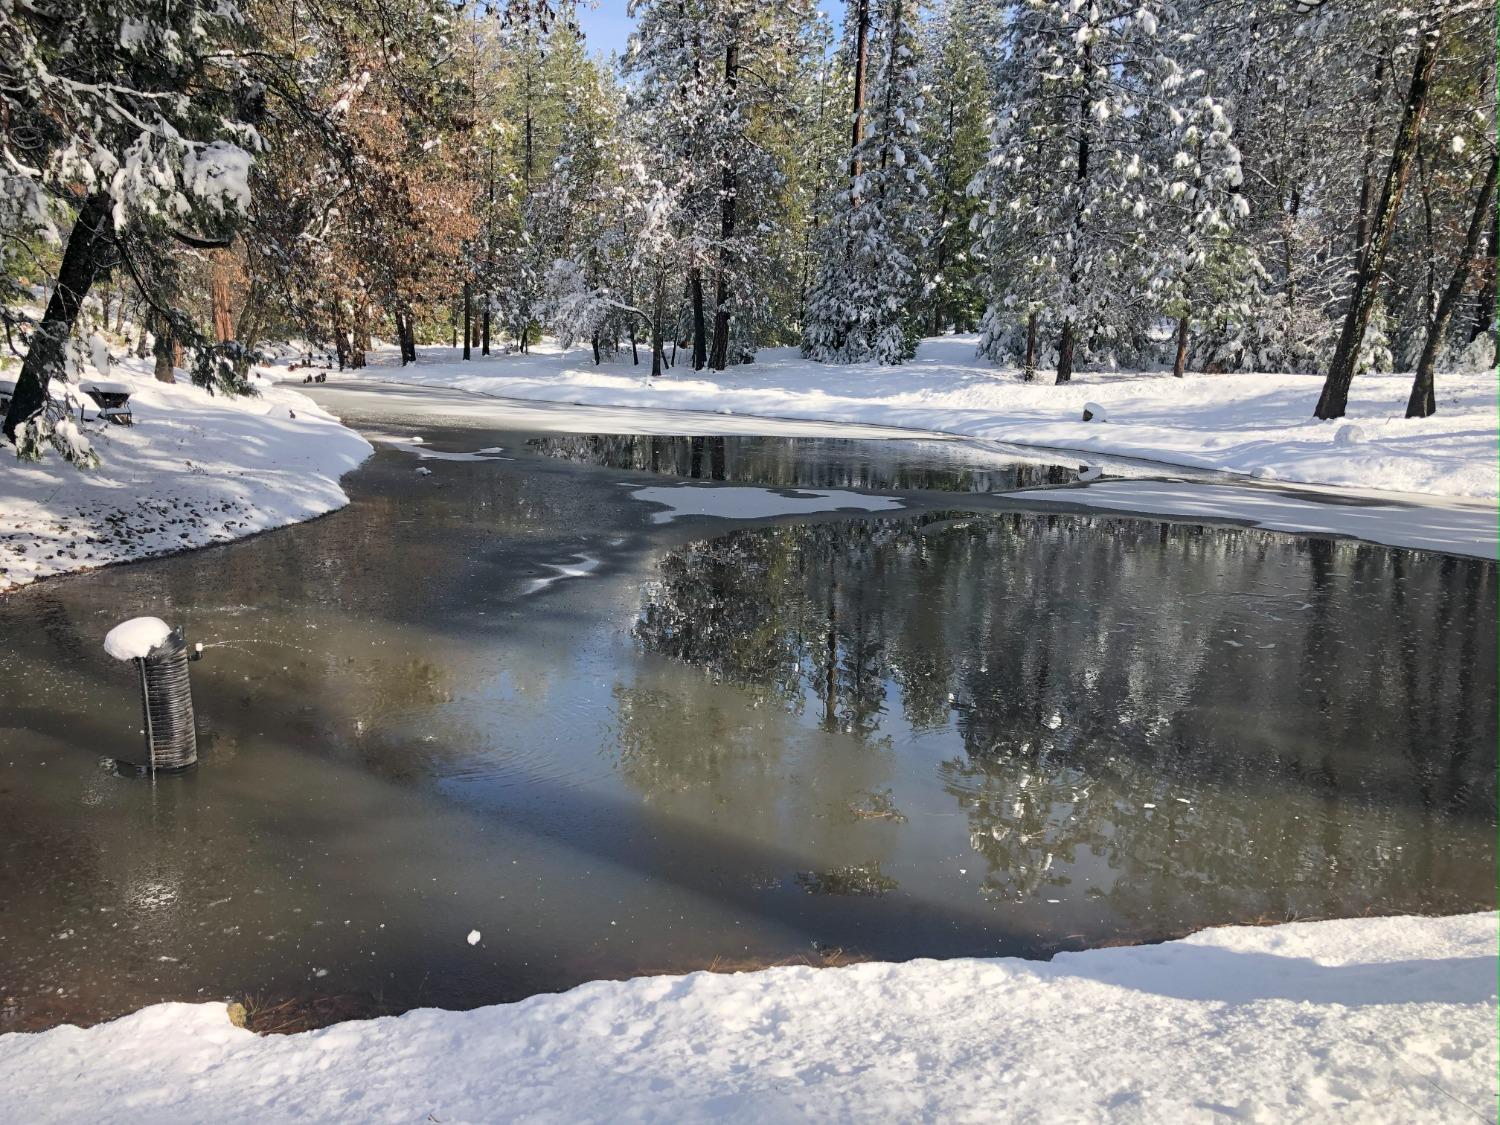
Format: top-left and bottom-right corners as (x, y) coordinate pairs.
(0, 357), (371, 593)
(1012, 480), (1499, 559)
(1, 912), (1492, 1123)
(296, 334), (1500, 501)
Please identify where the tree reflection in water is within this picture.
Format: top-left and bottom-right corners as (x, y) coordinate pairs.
(526, 433), (1075, 493)
(627, 509), (1497, 924)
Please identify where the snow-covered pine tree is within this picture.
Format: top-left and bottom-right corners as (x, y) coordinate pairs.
(703, 1), (813, 369)
(625, 0), (721, 370)
(1142, 78), (1254, 377)
(803, 0), (931, 365)
(0, 0), (260, 451)
(971, 1), (1178, 383)
(917, 0), (991, 336)
(624, 0), (811, 371)
(782, 17), (851, 338)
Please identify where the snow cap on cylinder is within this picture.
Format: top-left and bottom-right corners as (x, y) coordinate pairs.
(103, 617), (173, 661)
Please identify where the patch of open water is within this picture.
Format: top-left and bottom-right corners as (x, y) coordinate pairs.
(0, 415), (1492, 1031)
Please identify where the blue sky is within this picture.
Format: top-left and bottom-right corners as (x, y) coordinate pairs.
(575, 0), (842, 60)
(573, 0), (634, 57)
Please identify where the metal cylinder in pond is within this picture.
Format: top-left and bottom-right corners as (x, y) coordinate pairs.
(103, 617), (200, 773)
(133, 628), (197, 772)
(123, 627), (198, 774)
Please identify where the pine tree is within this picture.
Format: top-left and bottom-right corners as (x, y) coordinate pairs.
(803, 0), (931, 365)
(0, 0), (260, 449)
(917, 0), (990, 336)
(972, 1), (1187, 383)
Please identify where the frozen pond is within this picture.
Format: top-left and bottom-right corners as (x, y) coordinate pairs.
(0, 395), (1493, 1031)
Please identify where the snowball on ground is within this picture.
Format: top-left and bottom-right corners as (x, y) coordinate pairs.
(0, 912), (1492, 1123)
(102, 616), (172, 661)
(299, 334), (1500, 503)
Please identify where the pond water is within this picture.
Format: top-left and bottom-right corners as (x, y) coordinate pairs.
(0, 400), (1493, 1031)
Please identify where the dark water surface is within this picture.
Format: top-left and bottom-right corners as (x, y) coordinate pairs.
(0, 415), (1493, 1031)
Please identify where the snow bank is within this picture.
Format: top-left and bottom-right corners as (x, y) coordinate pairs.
(0, 358), (372, 593)
(305, 335), (1500, 502)
(1013, 481), (1499, 560)
(0, 912), (1492, 1123)
(102, 616), (172, 660)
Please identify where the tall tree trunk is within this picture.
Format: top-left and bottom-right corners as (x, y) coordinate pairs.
(332, 306), (348, 371)
(1057, 320), (1075, 385)
(1023, 311), (1037, 382)
(1408, 153), (1498, 418)
(709, 40), (740, 372)
(210, 252), (235, 344)
(462, 282), (472, 361)
(628, 321), (639, 365)
(848, 0), (871, 191)
(1283, 185), (1302, 317)
(1354, 43), (1390, 265)
(1416, 142), (1439, 332)
(233, 294), (266, 382)
(6, 190), (121, 434)
(351, 307), (370, 370)
(402, 310), (417, 365)
(1173, 314), (1191, 378)
(689, 269), (707, 369)
(1316, 23), (1441, 420)
(651, 269), (666, 377)
(153, 312), (176, 384)
(1057, 37), (1092, 385)
(929, 239), (947, 337)
(1471, 218), (1497, 342)
(482, 307), (491, 356)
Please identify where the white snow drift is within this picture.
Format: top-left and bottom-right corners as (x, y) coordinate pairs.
(0, 912), (1492, 1123)
(0, 357), (371, 593)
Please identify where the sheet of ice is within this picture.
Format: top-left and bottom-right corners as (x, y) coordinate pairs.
(0, 912), (1492, 1123)
(292, 334), (1499, 502)
(102, 616), (172, 660)
(1010, 480), (1499, 559)
(369, 433), (510, 461)
(630, 484), (905, 524)
(1, 361), (371, 593)
(521, 553), (601, 595)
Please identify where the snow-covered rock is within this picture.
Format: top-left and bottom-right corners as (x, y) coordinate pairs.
(1081, 400), (1109, 422)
